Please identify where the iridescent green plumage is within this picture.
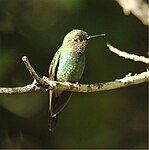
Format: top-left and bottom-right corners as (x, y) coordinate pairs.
(48, 29), (105, 131)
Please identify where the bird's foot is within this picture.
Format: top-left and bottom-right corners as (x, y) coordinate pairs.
(64, 81), (71, 87)
(76, 82), (80, 88)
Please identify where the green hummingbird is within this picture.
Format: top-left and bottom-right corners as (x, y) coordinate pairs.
(48, 29), (105, 132)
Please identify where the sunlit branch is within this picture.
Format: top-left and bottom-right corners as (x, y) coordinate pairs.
(0, 44), (148, 95)
(107, 43), (149, 64)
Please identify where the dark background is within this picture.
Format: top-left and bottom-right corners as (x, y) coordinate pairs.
(0, 0), (148, 149)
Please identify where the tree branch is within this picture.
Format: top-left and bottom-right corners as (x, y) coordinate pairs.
(22, 56), (46, 85)
(107, 43), (149, 64)
(42, 71), (149, 92)
(0, 44), (148, 95)
(116, 0), (149, 26)
(0, 71), (148, 94)
(0, 80), (41, 94)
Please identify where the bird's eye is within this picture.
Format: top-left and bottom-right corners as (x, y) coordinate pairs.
(80, 38), (83, 41)
(74, 38), (81, 42)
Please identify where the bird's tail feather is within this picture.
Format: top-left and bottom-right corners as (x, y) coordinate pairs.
(48, 115), (58, 132)
(48, 90), (72, 132)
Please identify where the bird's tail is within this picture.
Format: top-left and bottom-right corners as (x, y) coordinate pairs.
(48, 115), (58, 132)
(48, 90), (58, 132)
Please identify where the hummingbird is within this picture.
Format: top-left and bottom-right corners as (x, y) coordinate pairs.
(48, 29), (105, 132)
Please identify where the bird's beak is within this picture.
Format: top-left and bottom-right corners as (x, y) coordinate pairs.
(87, 34), (105, 40)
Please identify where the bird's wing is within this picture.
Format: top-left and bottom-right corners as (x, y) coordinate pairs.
(48, 48), (72, 131)
(49, 48), (61, 116)
(49, 47), (72, 117)
(48, 48), (61, 132)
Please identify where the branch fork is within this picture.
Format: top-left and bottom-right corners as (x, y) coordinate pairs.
(0, 43), (148, 95)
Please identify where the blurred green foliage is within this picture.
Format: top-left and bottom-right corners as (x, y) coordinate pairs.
(0, 0), (148, 148)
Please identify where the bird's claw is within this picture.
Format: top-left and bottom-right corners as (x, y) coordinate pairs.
(44, 83), (53, 91)
(64, 81), (71, 87)
(75, 82), (80, 88)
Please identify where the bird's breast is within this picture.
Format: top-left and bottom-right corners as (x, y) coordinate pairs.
(57, 52), (85, 82)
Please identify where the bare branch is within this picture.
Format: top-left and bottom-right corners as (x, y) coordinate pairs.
(0, 71), (148, 94)
(42, 71), (149, 92)
(107, 43), (149, 64)
(0, 81), (42, 94)
(22, 56), (45, 85)
(116, 0), (149, 26)
(0, 43), (148, 95)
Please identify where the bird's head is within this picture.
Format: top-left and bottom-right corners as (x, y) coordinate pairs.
(62, 29), (105, 53)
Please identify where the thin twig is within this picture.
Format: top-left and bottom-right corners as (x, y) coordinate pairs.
(107, 43), (149, 64)
(0, 81), (41, 94)
(22, 56), (45, 85)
